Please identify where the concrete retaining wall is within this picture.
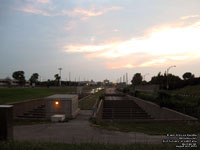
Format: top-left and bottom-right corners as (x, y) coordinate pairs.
(128, 95), (198, 121)
(11, 99), (45, 119)
(96, 100), (104, 120)
(45, 95), (80, 119)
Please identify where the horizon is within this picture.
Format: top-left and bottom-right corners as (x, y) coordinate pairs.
(1, 0), (200, 82)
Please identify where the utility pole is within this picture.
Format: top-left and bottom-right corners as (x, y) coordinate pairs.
(69, 72), (71, 81)
(166, 65), (176, 90)
(58, 68), (62, 87)
(126, 73), (128, 85)
(143, 73), (149, 81)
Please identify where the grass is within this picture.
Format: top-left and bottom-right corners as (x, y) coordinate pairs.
(0, 141), (185, 150)
(91, 120), (200, 135)
(0, 87), (77, 104)
(79, 90), (104, 110)
(129, 89), (200, 118)
(168, 85), (200, 97)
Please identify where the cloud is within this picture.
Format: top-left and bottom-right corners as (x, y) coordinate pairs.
(74, 6), (121, 17)
(16, 7), (54, 16)
(106, 53), (195, 69)
(180, 14), (199, 20)
(36, 0), (50, 3)
(13, 0), (59, 16)
(62, 6), (122, 20)
(64, 20), (200, 69)
(64, 43), (117, 53)
(113, 29), (119, 32)
(14, 2), (121, 19)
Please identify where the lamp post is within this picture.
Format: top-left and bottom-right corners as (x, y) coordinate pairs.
(166, 65), (176, 90)
(143, 73), (149, 81)
(58, 68), (62, 87)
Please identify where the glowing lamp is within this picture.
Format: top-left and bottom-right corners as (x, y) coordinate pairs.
(55, 101), (59, 105)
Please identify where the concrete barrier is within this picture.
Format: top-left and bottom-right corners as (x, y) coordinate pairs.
(0, 105), (13, 141)
(128, 95), (198, 121)
(96, 100), (104, 120)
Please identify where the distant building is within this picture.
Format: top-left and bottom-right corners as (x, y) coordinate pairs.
(0, 78), (30, 87)
(103, 79), (109, 86)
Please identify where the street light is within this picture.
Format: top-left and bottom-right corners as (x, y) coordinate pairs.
(143, 73), (149, 81)
(58, 68), (62, 87)
(166, 65), (176, 90)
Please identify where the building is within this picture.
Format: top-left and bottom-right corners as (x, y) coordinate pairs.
(103, 79), (110, 86)
(45, 94), (80, 119)
(0, 78), (30, 87)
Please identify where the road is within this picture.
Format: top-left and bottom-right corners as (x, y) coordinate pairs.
(14, 110), (166, 144)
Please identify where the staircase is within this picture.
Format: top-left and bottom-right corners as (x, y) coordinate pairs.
(102, 100), (153, 121)
(17, 105), (46, 120)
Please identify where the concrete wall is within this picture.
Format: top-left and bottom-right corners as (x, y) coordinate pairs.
(12, 99), (45, 119)
(96, 100), (104, 121)
(128, 95), (198, 121)
(0, 105), (13, 141)
(45, 99), (71, 118)
(45, 95), (79, 119)
(71, 96), (79, 118)
(12, 95), (80, 120)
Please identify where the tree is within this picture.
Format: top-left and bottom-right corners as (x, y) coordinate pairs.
(182, 72), (194, 80)
(12, 71), (25, 81)
(12, 71), (26, 86)
(150, 72), (167, 89)
(54, 74), (60, 80)
(29, 73), (39, 84)
(131, 73), (143, 86)
(54, 74), (60, 85)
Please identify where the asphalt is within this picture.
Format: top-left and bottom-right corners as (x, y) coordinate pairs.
(14, 110), (166, 144)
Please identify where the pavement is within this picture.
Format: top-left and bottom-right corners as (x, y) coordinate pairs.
(14, 110), (166, 144)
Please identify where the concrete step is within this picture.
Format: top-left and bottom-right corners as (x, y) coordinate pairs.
(18, 115), (46, 119)
(17, 104), (47, 120)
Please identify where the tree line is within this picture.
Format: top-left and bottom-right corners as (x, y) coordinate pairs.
(9, 71), (100, 87)
(10, 71), (64, 87)
(131, 72), (200, 90)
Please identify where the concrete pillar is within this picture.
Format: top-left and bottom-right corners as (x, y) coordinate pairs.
(0, 105), (13, 141)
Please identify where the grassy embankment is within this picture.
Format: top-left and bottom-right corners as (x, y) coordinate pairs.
(123, 85), (200, 119)
(0, 141), (183, 150)
(79, 90), (104, 110)
(0, 87), (77, 104)
(169, 85), (200, 96)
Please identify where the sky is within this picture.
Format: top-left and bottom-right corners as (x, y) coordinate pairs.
(1, 0), (200, 83)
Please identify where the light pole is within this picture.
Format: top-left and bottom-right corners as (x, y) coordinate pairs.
(58, 68), (62, 87)
(143, 73), (149, 81)
(166, 65), (176, 90)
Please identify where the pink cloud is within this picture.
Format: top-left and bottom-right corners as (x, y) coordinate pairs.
(15, 6), (59, 16)
(36, 0), (50, 3)
(62, 6), (122, 20)
(180, 14), (199, 20)
(74, 6), (121, 17)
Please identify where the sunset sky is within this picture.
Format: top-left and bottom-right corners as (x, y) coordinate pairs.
(1, 0), (200, 82)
